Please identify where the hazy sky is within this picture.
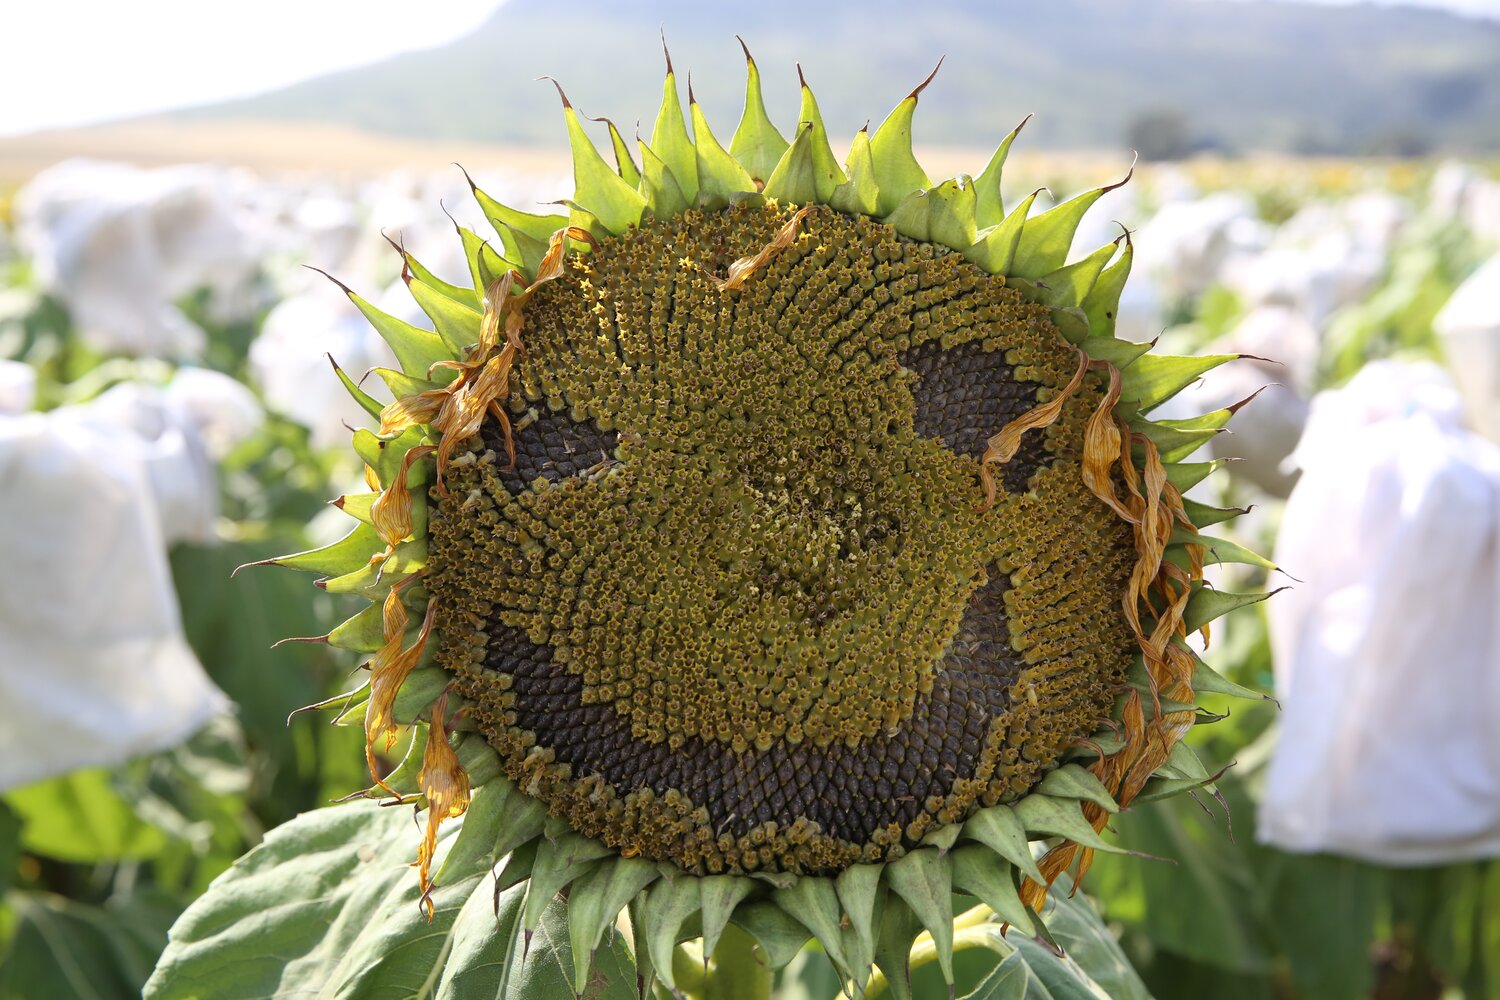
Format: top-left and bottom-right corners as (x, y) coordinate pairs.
(1, 0), (1495, 138)
(0, 0), (504, 137)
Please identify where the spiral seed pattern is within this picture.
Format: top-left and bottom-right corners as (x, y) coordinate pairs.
(427, 203), (1135, 873)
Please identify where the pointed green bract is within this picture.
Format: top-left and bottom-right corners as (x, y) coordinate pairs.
(828, 127), (879, 216)
(1122, 353), (1240, 412)
(775, 876), (851, 975)
(456, 224), (516, 294)
(873, 893), (923, 1000)
(1191, 649), (1270, 701)
(330, 357), (384, 419)
(1139, 407), (1234, 463)
(493, 222), (550, 276)
(869, 63), (939, 216)
(327, 602), (386, 652)
(729, 41), (788, 184)
(1184, 498), (1247, 528)
(885, 176), (977, 252)
(638, 138), (691, 218)
(965, 187), (1043, 274)
(1034, 238), (1119, 312)
(1083, 232), (1134, 340)
(886, 848), (955, 986)
(1079, 334), (1153, 369)
(690, 98), (758, 209)
(729, 901), (812, 970)
(559, 96), (646, 236)
(835, 864), (883, 992)
(1185, 587), (1277, 634)
(566, 858), (657, 992)
(251, 523), (382, 577)
(591, 115), (642, 189)
(406, 274), (482, 354)
(794, 71), (847, 201)
(950, 847), (1033, 929)
(639, 874), (702, 990)
(1035, 763), (1120, 813)
(1013, 796), (1128, 855)
(763, 122), (820, 206)
(390, 236), (477, 309)
(1184, 531), (1280, 571)
(523, 826), (612, 932)
(1011, 162), (1133, 280)
(651, 66), (699, 205)
(466, 171), (568, 249)
(336, 283), (451, 379)
(962, 804), (1045, 883)
(699, 875), (756, 963)
(974, 115), (1030, 229)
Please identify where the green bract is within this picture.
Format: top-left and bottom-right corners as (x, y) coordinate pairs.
(155, 44), (1273, 999)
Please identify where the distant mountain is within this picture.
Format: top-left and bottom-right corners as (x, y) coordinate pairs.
(177, 0), (1500, 155)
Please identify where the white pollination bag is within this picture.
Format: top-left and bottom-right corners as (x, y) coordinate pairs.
(0, 390), (230, 792)
(1261, 361), (1500, 863)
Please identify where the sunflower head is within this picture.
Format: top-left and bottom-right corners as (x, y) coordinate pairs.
(256, 43), (1271, 997)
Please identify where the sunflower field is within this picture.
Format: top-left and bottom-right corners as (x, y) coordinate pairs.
(1, 50), (1498, 1000)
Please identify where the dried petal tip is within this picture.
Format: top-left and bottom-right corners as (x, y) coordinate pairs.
(416, 693), (471, 918)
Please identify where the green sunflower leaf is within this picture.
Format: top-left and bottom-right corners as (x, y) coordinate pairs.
(144, 801), (489, 1000)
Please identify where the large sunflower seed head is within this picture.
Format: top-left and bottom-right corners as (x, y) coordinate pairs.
(251, 46), (1276, 995)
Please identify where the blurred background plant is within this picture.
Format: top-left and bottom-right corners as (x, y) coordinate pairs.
(3, 1), (1500, 997)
